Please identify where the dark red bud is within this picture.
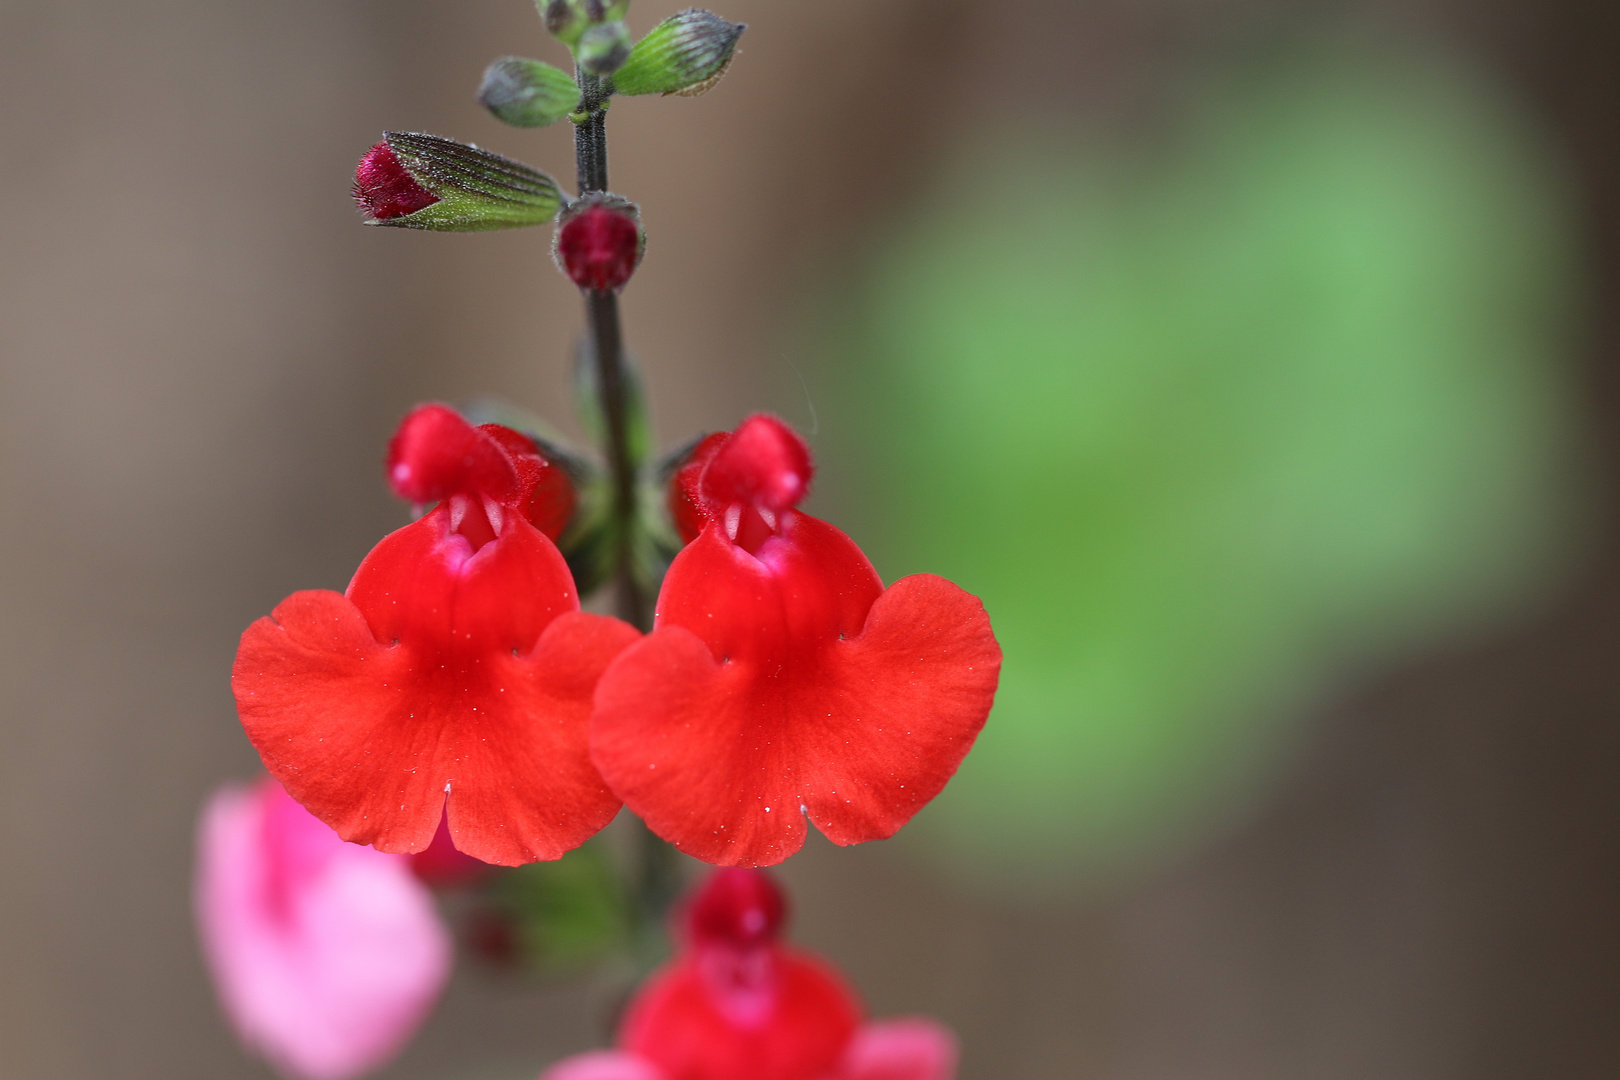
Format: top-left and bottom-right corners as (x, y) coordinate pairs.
(557, 203), (641, 292)
(684, 868), (787, 952)
(353, 140), (440, 221)
(699, 414), (813, 516)
(387, 404), (519, 505)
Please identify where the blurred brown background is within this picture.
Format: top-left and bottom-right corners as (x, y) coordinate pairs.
(2, 0), (1618, 1078)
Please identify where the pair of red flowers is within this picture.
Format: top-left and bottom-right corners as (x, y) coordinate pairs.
(233, 406), (1000, 867)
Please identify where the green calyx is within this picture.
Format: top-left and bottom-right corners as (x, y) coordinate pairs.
(611, 9), (745, 97)
(541, 0), (585, 45)
(373, 132), (564, 231)
(480, 57), (581, 127)
(578, 20), (633, 76)
(543, 0), (630, 46)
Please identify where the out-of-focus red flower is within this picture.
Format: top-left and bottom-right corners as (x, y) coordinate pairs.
(590, 415), (1002, 866)
(234, 404), (639, 866)
(539, 871), (957, 1080)
(626, 869), (858, 1080)
(195, 776), (451, 1080)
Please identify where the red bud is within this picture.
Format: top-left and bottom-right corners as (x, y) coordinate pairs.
(353, 141), (440, 221)
(556, 201), (642, 292)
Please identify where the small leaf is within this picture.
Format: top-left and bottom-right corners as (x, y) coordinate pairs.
(479, 57), (580, 128)
(611, 9), (745, 97)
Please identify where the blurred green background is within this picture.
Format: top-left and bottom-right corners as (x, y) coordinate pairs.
(812, 48), (1587, 884)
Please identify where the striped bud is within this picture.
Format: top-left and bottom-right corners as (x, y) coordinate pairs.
(611, 9), (745, 98)
(352, 132), (563, 232)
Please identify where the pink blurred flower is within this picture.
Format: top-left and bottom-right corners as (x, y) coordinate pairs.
(541, 1020), (955, 1080)
(836, 1019), (958, 1080)
(544, 1051), (667, 1080)
(195, 776), (453, 1080)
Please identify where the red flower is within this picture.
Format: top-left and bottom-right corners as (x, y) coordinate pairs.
(542, 870), (958, 1080)
(590, 416), (1001, 866)
(233, 404), (640, 866)
(623, 869), (860, 1080)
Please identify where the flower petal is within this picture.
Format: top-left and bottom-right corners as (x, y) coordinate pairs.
(836, 1019), (958, 1080)
(591, 516), (1000, 866)
(234, 511), (638, 864)
(445, 609), (642, 864)
(542, 1051), (667, 1080)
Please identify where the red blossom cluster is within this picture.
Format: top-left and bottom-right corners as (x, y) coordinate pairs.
(232, 406), (1000, 869)
(212, 13), (1000, 1077)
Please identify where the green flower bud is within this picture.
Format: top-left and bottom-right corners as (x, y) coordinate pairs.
(611, 9), (745, 98)
(542, 0), (584, 45)
(352, 132), (564, 232)
(479, 57), (580, 128)
(578, 20), (632, 77)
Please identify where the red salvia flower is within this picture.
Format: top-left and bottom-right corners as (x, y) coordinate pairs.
(352, 141), (440, 221)
(590, 415), (1002, 867)
(622, 869), (861, 1080)
(233, 404), (639, 866)
(542, 871), (959, 1080)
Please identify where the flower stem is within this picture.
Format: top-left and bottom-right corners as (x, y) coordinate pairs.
(573, 69), (680, 947)
(574, 71), (647, 633)
(575, 72), (609, 195)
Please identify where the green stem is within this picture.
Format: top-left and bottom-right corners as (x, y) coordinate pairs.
(573, 66), (680, 951)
